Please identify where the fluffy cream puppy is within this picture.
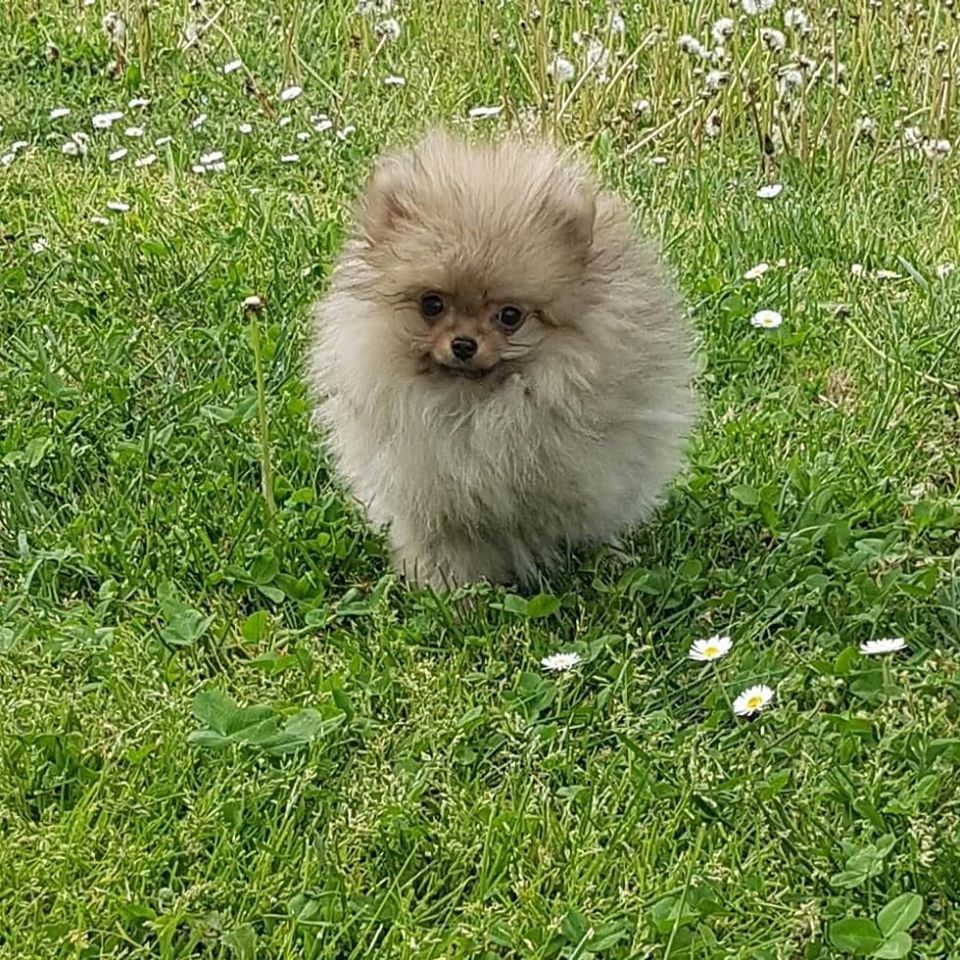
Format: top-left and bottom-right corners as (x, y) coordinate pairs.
(308, 132), (696, 588)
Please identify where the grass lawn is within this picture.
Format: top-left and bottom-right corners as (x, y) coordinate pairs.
(2, 0), (960, 957)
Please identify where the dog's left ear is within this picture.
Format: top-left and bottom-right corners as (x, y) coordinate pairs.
(359, 150), (414, 244)
(542, 173), (596, 252)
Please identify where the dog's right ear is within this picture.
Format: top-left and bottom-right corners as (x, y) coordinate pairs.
(359, 150), (414, 244)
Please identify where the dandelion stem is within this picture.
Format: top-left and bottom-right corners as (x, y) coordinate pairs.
(248, 315), (277, 520)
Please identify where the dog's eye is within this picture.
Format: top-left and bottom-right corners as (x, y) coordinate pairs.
(496, 305), (525, 331)
(420, 293), (446, 319)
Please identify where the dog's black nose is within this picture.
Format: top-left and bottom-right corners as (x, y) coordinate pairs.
(450, 336), (478, 361)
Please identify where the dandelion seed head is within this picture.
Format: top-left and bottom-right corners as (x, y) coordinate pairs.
(935, 262), (955, 279)
(632, 98), (652, 116)
(854, 115), (878, 140)
(547, 54), (576, 83)
(742, 0), (775, 14)
(705, 69), (729, 90)
(760, 27), (786, 52)
(784, 7), (809, 30)
(102, 11), (126, 42)
(711, 17), (735, 45)
(608, 11), (626, 34)
(678, 34), (709, 58)
(374, 17), (402, 41)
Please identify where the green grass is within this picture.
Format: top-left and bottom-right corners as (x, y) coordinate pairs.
(2, 0), (960, 957)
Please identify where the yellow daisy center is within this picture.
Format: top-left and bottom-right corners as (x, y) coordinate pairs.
(746, 695), (764, 710)
(704, 645), (719, 658)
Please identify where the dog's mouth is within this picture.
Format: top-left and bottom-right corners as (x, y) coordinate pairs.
(422, 358), (497, 381)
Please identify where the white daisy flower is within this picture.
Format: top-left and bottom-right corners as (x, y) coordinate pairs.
(280, 153), (300, 163)
(650, 155), (668, 166)
(688, 634), (732, 662)
(859, 637), (906, 656)
(209, 161), (227, 173)
(756, 182), (784, 199)
(468, 105), (503, 119)
(547, 55), (576, 84)
(383, 74), (406, 86)
(124, 126), (144, 138)
(279, 85), (302, 102)
(106, 200), (130, 212)
(875, 269), (901, 280)
(751, 309), (783, 329)
(49, 107), (71, 120)
(711, 17), (735, 45)
(155, 135), (173, 146)
(0, 152), (14, 166)
(31, 237), (49, 254)
(935, 262), (955, 279)
(733, 684), (775, 716)
(744, 262), (770, 280)
(10, 141), (28, 153)
(922, 138), (952, 159)
(313, 117), (333, 133)
(190, 113), (207, 129)
(336, 124), (356, 140)
(134, 153), (157, 168)
(91, 214), (110, 225)
(296, 131), (311, 142)
(60, 140), (79, 156)
(242, 294), (264, 310)
(223, 59), (243, 74)
(633, 98), (652, 116)
(374, 18), (401, 41)
(850, 263), (865, 277)
(92, 110), (124, 129)
(742, 0), (774, 14)
(278, 116), (292, 127)
(108, 147), (128, 161)
(237, 122), (253, 134)
(200, 150), (223, 164)
(191, 163), (207, 174)
(128, 97), (150, 108)
(541, 651), (583, 673)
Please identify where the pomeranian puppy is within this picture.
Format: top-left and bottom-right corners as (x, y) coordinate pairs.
(308, 131), (696, 589)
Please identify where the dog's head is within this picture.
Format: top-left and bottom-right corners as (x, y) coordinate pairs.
(354, 132), (598, 381)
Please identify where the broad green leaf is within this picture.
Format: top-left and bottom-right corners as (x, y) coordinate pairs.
(872, 932), (912, 959)
(876, 893), (922, 937)
(193, 689), (239, 735)
(222, 923), (258, 959)
(829, 918), (883, 954)
(525, 593), (560, 618)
